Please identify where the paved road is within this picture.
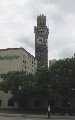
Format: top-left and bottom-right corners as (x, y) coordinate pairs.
(0, 114), (75, 120)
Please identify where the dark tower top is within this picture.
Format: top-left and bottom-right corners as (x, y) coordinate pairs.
(34, 15), (49, 68)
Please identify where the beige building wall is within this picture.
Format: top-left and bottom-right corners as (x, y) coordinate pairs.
(21, 48), (37, 74)
(0, 48), (22, 73)
(0, 91), (12, 108)
(0, 47), (37, 108)
(0, 47), (37, 74)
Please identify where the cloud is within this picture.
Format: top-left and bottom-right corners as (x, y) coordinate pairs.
(49, 0), (75, 13)
(0, 0), (75, 61)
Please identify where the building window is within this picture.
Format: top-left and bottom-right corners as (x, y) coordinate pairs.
(43, 22), (44, 26)
(8, 99), (14, 107)
(39, 57), (41, 60)
(23, 55), (25, 58)
(23, 60), (24, 63)
(25, 66), (26, 69)
(39, 32), (41, 35)
(25, 61), (26, 64)
(32, 61), (33, 64)
(40, 22), (41, 25)
(0, 100), (1, 106)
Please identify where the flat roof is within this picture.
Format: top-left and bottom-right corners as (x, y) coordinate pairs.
(0, 47), (36, 59)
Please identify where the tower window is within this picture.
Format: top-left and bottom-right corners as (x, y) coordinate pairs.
(0, 100), (1, 106)
(25, 66), (26, 69)
(43, 22), (44, 26)
(23, 60), (24, 63)
(40, 22), (41, 25)
(39, 57), (41, 60)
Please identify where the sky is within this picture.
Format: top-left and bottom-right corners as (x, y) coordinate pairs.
(0, 0), (75, 60)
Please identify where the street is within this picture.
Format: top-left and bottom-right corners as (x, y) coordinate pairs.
(0, 114), (75, 120)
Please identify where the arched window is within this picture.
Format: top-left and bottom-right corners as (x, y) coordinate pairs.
(40, 22), (41, 25)
(43, 22), (44, 26)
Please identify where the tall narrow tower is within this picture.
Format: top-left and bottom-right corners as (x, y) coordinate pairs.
(34, 15), (49, 68)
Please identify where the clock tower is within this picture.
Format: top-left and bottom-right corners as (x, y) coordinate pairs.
(34, 15), (49, 68)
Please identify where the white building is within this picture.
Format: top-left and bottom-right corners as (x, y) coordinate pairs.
(0, 47), (37, 108)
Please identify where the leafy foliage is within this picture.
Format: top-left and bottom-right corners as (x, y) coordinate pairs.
(0, 58), (75, 104)
(49, 58), (75, 99)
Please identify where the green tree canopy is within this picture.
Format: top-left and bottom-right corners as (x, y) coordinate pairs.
(49, 58), (75, 100)
(0, 71), (34, 99)
(0, 58), (75, 105)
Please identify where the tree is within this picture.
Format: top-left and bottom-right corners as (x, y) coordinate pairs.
(33, 66), (53, 107)
(1, 58), (75, 109)
(49, 58), (75, 102)
(34, 67), (50, 94)
(0, 71), (34, 106)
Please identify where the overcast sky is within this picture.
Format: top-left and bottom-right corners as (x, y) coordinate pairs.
(0, 0), (75, 60)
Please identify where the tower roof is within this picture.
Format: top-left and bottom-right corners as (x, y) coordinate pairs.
(37, 14), (46, 19)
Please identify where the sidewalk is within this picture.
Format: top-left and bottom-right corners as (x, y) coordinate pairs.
(0, 113), (75, 119)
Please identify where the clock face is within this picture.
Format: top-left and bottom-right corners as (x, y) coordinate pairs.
(37, 37), (44, 44)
